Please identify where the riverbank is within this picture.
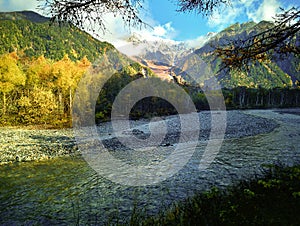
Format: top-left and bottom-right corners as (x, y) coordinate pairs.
(0, 109), (299, 225)
(132, 163), (300, 225)
(0, 110), (280, 164)
(0, 128), (78, 164)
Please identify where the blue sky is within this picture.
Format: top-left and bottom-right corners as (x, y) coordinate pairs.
(146, 0), (216, 40)
(146, 0), (299, 40)
(0, 0), (299, 46)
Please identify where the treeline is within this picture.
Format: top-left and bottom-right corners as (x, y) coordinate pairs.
(0, 52), (152, 127)
(192, 86), (300, 110)
(222, 87), (300, 109)
(95, 76), (182, 122)
(95, 80), (300, 123)
(0, 52), (91, 127)
(1, 51), (300, 127)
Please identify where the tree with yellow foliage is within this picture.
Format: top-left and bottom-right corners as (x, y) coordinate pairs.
(0, 53), (26, 115)
(53, 54), (90, 118)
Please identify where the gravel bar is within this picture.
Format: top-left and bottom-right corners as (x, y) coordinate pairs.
(0, 110), (278, 165)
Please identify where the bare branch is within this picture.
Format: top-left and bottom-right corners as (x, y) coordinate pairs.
(37, 0), (146, 34)
(177, 0), (231, 16)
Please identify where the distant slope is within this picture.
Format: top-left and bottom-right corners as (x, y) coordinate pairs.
(125, 21), (299, 89)
(0, 11), (115, 62)
(124, 32), (214, 84)
(18, 10), (49, 23)
(0, 11), (50, 23)
(195, 21), (300, 89)
(1, 11), (299, 89)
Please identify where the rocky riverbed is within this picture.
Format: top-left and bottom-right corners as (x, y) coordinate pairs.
(0, 110), (278, 164)
(0, 128), (78, 164)
(0, 109), (299, 225)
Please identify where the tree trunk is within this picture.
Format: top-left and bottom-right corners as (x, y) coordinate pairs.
(256, 92), (259, 106)
(58, 90), (64, 116)
(69, 88), (72, 117)
(280, 92), (284, 106)
(239, 89), (245, 107)
(2, 92), (6, 115)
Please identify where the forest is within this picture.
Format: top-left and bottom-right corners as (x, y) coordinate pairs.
(0, 11), (299, 127)
(1, 51), (300, 128)
(0, 52), (89, 127)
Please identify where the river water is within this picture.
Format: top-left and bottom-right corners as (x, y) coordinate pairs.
(0, 109), (300, 225)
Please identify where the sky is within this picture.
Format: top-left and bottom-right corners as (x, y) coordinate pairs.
(0, 0), (299, 47)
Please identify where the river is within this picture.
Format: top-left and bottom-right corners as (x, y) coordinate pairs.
(0, 109), (300, 225)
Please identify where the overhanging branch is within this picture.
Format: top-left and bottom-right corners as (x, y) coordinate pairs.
(214, 7), (300, 69)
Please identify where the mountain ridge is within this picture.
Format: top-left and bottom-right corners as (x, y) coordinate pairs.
(0, 10), (49, 23)
(197, 20), (300, 88)
(124, 20), (299, 89)
(0, 11), (299, 89)
(0, 10), (117, 62)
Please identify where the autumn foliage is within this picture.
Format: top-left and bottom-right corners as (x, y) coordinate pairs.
(0, 52), (90, 127)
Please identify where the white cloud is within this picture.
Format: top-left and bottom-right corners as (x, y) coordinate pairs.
(92, 0), (213, 55)
(152, 22), (176, 39)
(246, 0), (281, 22)
(239, 0), (257, 8)
(0, 0), (39, 12)
(115, 31), (216, 58)
(101, 0), (178, 46)
(206, 0), (287, 30)
(207, 1), (244, 30)
(185, 32), (216, 48)
(113, 22), (179, 56)
(94, 11), (178, 46)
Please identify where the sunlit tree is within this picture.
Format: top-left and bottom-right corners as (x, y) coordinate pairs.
(0, 53), (26, 115)
(26, 55), (53, 89)
(52, 54), (90, 117)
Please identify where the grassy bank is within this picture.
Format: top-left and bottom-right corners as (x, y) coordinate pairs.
(129, 164), (300, 225)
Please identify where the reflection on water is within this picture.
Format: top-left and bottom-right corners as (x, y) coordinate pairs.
(0, 110), (300, 224)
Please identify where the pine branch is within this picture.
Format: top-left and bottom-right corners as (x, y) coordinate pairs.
(215, 7), (300, 69)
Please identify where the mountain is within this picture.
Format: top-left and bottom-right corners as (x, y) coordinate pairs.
(0, 11), (49, 23)
(0, 11), (155, 126)
(123, 33), (203, 82)
(195, 21), (300, 89)
(125, 21), (299, 89)
(0, 11), (118, 62)
(127, 33), (192, 65)
(1, 11), (299, 89)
